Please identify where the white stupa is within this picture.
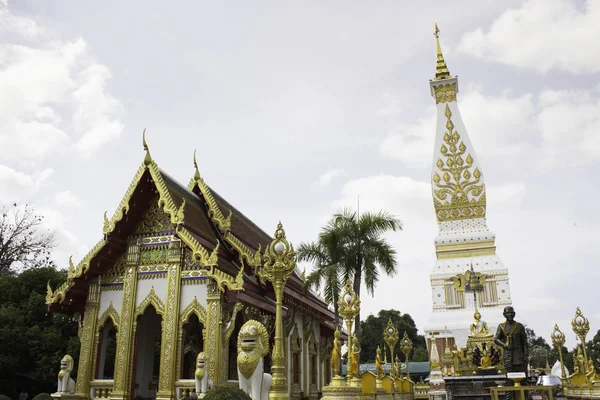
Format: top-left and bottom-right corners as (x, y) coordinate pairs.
(424, 24), (513, 349)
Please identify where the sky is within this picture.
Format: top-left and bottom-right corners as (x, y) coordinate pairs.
(1, 0), (599, 347)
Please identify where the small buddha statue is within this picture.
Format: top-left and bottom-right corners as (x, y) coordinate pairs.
(375, 346), (385, 379)
(394, 355), (401, 377)
(348, 336), (360, 378)
(331, 327), (342, 377)
(469, 309), (489, 336)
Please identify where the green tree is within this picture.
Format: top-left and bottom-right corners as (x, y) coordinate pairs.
(297, 226), (348, 325)
(0, 203), (56, 273)
(357, 309), (426, 364)
(587, 329), (600, 371)
(526, 328), (552, 370)
(299, 208), (401, 335)
(0, 266), (79, 397)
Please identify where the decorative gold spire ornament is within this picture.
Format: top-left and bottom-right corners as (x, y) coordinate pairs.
(143, 128), (152, 166)
(551, 324), (567, 380)
(400, 331), (414, 379)
(193, 150), (201, 181)
(434, 23), (451, 80)
(338, 280), (361, 383)
(571, 307), (590, 367)
(260, 222), (296, 400)
(383, 319), (399, 378)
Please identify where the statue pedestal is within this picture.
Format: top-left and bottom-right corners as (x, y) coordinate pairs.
(51, 394), (79, 400)
(321, 376), (360, 400)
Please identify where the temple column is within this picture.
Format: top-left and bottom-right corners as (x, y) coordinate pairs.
(205, 280), (223, 385)
(111, 266), (139, 400)
(75, 283), (100, 399)
(156, 261), (182, 400)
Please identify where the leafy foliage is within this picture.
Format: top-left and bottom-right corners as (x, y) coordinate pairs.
(299, 208), (402, 335)
(0, 267), (80, 397)
(358, 309), (427, 363)
(0, 395), (12, 400)
(0, 204), (56, 273)
(203, 384), (252, 400)
(526, 328), (552, 369)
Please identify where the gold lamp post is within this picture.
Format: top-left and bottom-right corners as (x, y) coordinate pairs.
(571, 307), (590, 368)
(260, 222), (296, 400)
(551, 324), (567, 380)
(399, 331), (413, 379)
(338, 280), (360, 383)
(383, 319), (399, 378)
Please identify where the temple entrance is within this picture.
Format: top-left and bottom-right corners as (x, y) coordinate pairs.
(96, 320), (117, 379)
(132, 306), (162, 400)
(227, 311), (245, 380)
(181, 314), (204, 379)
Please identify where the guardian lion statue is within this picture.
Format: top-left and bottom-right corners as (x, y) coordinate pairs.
(237, 320), (272, 400)
(56, 354), (76, 394)
(195, 352), (213, 397)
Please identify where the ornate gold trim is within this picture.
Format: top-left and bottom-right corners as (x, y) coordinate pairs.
(179, 296), (207, 327)
(98, 302), (120, 330)
(75, 283), (100, 396)
(134, 286), (165, 317)
(432, 104), (486, 222)
(157, 264), (182, 397)
(432, 82), (457, 104)
(112, 267), (138, 396)
(188, 152), (263, 268)
(177, 227), (219, 267)
(103, 164), (146, 235)
(188, 151), (231, 232)
(225, 232), (262, 267)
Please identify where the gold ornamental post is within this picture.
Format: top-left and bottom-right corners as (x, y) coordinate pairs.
(399, 332), (413, 379)
(571, 307), (590, 368)
(383, 319), (399, 378)
(260, 222), (297, 400)
(551, 324), (567, 380)
(338, 280), (360, 383)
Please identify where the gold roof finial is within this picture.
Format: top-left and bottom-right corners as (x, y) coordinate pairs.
(193, 150), (201, 181)
(143, 128), (152, 166)
(434, 23), (451, 80)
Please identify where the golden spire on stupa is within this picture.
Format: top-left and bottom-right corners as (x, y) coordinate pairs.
(434, 23), (451, 80)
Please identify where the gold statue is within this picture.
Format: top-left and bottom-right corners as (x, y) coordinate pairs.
(349, 336), (360, 377)
(470, 309), (489, 336)
(394, 355), (401, 377)
(331, 327), (342, 377)
(574, 346), (585, 375)
(375, 346), (385, 379)
(451, 344), (461, 375)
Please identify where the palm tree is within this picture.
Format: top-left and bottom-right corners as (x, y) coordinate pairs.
(299, 207), (402, 336)
(297, 225), (349, 326)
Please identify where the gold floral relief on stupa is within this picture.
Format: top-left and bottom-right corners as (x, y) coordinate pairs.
(432, 104), (486, 222)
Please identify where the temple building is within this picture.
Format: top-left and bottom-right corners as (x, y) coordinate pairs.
(46, 140), (337, 400)
(424, 25), (513, 350)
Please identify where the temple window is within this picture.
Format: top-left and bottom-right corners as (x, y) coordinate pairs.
(96, 319), (117, 379)
(181, 314), (204, 379)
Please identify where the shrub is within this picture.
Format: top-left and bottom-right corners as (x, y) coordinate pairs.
(203, 384), (252, 400)
(32, 394), (53, 400)
(0, 394), (12, 400)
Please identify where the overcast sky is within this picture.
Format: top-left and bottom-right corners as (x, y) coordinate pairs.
(1, 0), (599, 346)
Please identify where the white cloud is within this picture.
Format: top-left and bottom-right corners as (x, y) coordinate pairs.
(0, 4), (123, 164)
(457, 0), (600, 74)
(312, 168), (345, 188)
(0, 165), (54, 203)
(55, 190), (81, 207)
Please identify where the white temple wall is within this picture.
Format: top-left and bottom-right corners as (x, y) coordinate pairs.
(98, 288), (123, 316)
(136, 276), (168, 306)
(179, 281), (208, 312)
